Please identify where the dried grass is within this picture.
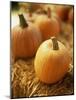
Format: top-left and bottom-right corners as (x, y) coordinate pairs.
(11, 56), (74, 98)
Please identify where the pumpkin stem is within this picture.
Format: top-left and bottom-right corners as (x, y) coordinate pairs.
(47, 7), (51, 18)
(51, 37), (59, 50)
(19, 14), (28, 28)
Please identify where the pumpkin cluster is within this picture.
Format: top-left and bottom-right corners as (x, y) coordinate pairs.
(12, 7), (61, 59)
(12, 4), (72, 84)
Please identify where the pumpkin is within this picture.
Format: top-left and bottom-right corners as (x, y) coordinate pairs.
(35, 8), (60, 40)
(12, 14), (42, 59)
(68, 8), (74, 24)
(34, 37), (71, 84)
(47, 7), (62, 31)
(27, 3), (43, 22)
(55, 5), (71, 21)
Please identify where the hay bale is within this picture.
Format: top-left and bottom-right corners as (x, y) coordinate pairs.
(11, 57), (74, 98)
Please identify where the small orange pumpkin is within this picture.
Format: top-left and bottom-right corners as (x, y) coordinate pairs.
(35, 8), (60, 40)
(12, 14), (42, 59)
(34, 37), (71, 84)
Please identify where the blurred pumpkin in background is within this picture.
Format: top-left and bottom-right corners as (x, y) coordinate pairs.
(34, 37), (71, 84)
(55, 5), (71, 21)
(35, 7), (60, 40)
(12, 14), (42, 60)
(18, 3), (43, 22)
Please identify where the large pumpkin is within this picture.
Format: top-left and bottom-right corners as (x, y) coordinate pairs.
(12, 14), (42, 59)
(34, 37), (71, 84)
(35, 8), (60, 40)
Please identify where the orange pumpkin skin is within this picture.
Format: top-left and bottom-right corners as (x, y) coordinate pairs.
(12, 15), (42, 59)
(35, 15), (60, 40)
(34, 38), (71, 84)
